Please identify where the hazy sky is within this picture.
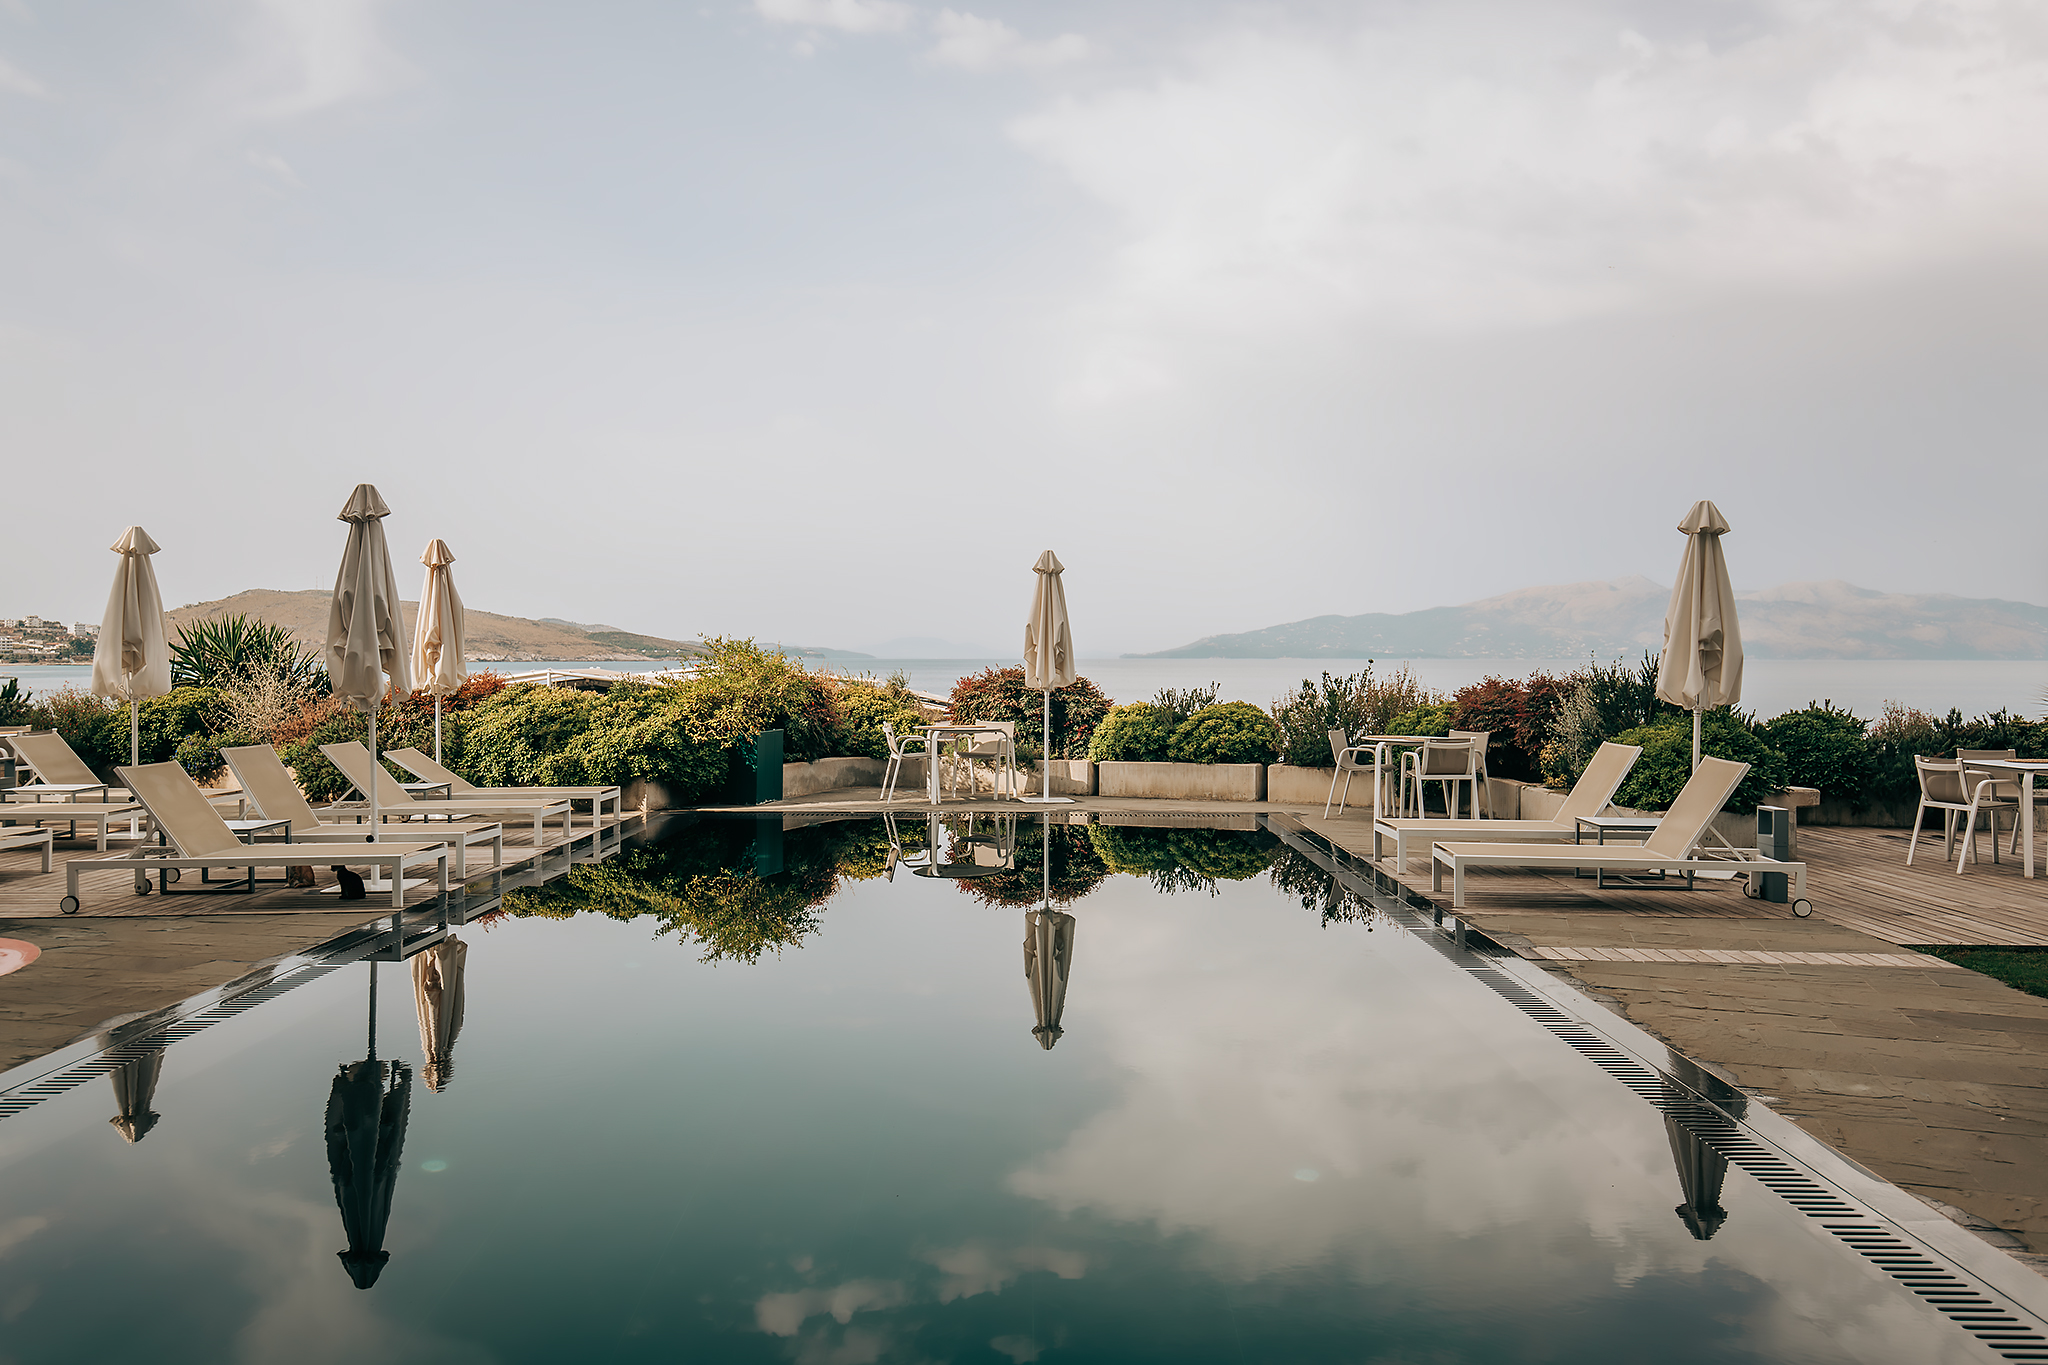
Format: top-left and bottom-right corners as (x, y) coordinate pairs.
(3, 0), (2044, 654)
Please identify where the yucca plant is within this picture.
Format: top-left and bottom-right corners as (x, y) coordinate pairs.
(170, 614), (328, 693)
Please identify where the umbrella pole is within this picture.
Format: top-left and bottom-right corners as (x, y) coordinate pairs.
(367, 961), (378, 1060)
(369, 707), (379, 838)
(130, 699), (139, 767)
(1043, 813), (1051, 909)
(433, 696), (443, 766)
(1693, 707), (1702, 772)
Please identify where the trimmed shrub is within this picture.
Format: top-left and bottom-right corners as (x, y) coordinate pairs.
(830, 678), (931, 761)
(950, 667), (1111, 764)
(1389, 701), (1456, 737)
(1269, 665), (1441, 768)
(1759, 702), (1875, 806)
(1448, 672), (1570, 782)
(1152, 684), (1220, 727)
(1168, 702), (1280, 766)
(1088, 703), (1178, 763)
(1611, 711), (1787, 814)
(672, 638), (841, 763)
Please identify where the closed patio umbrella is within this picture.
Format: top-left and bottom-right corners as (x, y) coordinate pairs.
(89, 527), (171, 767)
(327, 486), (412, 835)
(1655, 501), (1743, 771)
(410, 539), (467, 765)
(327, 962), (412, 1289)
(107, 1048), (164, 1144)
(1024, 813), (1075, 1049)
(411, 935), (467, 1093)
(1020, 550), (1076, 805)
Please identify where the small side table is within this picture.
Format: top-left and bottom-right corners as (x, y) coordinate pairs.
(1573, 815), (1662, 884)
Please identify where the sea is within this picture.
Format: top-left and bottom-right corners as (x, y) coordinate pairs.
(7, 657), (2044, 721)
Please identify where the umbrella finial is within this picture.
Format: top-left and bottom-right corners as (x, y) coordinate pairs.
(1676, 501), (1730, 536)
(338, 484), (392, 523)
(1033, 550), (1064, 574)
(110, 526), (160, 556)
(420, 538), (455, 568)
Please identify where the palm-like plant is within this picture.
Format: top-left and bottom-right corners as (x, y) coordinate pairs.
(170, 614), (328, 693)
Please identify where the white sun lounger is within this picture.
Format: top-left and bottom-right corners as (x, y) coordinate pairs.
(383, 747), (622, 827)
(5, 730), (129, 802)
(222, 744), (504, 880)
(3, 801), (149, 852)
(1372, 741), (1644, 871)
(59, 763), (449, 913)
(1430, 755), (1810, 913)
(319, 743), (572, 842)
(1, 825), (54, 872)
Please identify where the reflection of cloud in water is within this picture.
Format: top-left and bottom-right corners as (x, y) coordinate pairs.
(990, 1334), (1042, 1363)
(756, 1279), (909, 1335)
(1004, 883), (1978, 1362)
(925, 1241), (1086, 1302)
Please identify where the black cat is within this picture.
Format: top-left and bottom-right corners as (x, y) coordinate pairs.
(331, 866), (366, 900)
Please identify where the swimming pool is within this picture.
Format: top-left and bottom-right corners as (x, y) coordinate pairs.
(0, 813), (2038, 1363)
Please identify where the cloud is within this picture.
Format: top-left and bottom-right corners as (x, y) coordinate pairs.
(0, 52), (45, 97)
(753, 1278), (909, 1336)
(244, 149), (305, 189)
(239, 0), (408, 119)
(926, 10), (1090, 70)
(753, 0), (913, 35)
(1009, 0), (2048, 355)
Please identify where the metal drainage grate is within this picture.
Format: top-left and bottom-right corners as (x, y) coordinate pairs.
(1263, 815), (2048, 1362)
(0, 963), (346, 1122)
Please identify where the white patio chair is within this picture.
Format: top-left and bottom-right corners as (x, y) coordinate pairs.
(1448, 728), (1493, 816)
(1324, 729), (1389, 820)
(1400, 738), (1480, 820)
(880, 722), (930, 803)
(955, 721), (1017, 800)
(1907, 755), (2015, 874)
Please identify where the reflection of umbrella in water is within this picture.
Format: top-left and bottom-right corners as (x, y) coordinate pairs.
(411, 936), (467, 1093)
(1662, 1069), (1741, 1240)
(108, 1049), (165, 1143)
(327, 962), (413, 1289)
(1023, 814), (1075, 1049)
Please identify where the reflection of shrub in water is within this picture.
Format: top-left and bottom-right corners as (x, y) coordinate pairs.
(1088, 826), (1278, 897)
(954, 824), (1109, 908)
(506, 819), (895, 964)
(1267, 845), (1378, 926)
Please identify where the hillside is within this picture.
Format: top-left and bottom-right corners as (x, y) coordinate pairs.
(167, 590), (703, 663)
(1138, 579), (2048, 660)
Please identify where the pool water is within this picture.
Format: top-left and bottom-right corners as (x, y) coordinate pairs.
(0, 815), (2001, 1363)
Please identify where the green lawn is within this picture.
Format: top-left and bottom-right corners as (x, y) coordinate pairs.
(1915, 946), (2048, 1000)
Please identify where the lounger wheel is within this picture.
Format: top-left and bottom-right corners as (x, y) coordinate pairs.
(134, 880), (151, 895)
(59, 896), (79, 915)
(1791, 898), (1813, 918)
(164, 868), (180, 883)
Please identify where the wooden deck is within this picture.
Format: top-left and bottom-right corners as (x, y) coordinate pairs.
(1297, 814), (2048, 947)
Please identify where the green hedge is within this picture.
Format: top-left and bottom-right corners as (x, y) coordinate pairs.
(1167, 702), (1280, 766)
(1088, 703), (1178, 763)
(1611, 712), (1787, 815)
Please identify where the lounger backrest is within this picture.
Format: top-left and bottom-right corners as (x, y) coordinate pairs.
(10, 731), (100, 785)
(385, 747), (478, 794)
(1642, 756), (1750, 860)
(1555, 742), (1647, 822)
(116, 762), (245, 858)
(221, 744), (324, 831)
(318, 743), (424, 808)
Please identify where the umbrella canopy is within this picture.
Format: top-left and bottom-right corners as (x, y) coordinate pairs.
(325, 1057), (412, 1289)
(327, 485), (412, 712)
(1024, 908), (1076, 1050)
(1022, 551), (1075, 692)
(107, 1049), (164, 1144)
(410, 539), (467, 698)
(411, 936), (468, 1093)
(90, 527), (171, 766)
(1655, 501), (1743, 768)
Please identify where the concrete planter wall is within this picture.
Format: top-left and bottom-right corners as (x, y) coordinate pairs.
(1017, 760), (1095, 797)
(783, 757), (888, 798)
(1266, 764), (1343, 806)
(1097, 761), (1265, 802)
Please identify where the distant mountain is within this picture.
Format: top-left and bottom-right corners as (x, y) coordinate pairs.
(1136, 579), (2048, 660)
(169, 590), (703, 663)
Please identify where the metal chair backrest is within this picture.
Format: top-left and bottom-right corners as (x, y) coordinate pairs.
(882, 721), (917, 759)
(115, 762), (244, 858)
(221, 744), (326, 832)
(960, 720), (1014, 757)
(1415, 738), (1476, 778)
(1916, 755), (1970, 806)
(1555, 742), (1646, 821)
(1328, 729), (1355, 767)
(1448, 730), (1491, 764)
(1643, 756), (1750, 860)
(9, 731), (100, 785)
